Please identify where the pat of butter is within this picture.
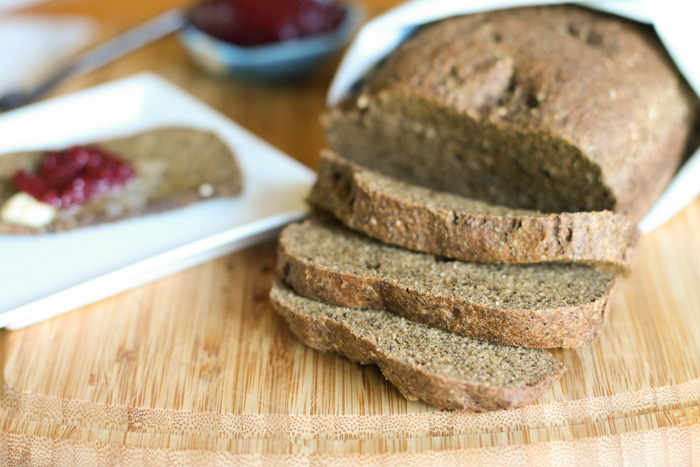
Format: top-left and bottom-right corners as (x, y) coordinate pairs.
(1, 192), (57, 228)
(198, 183), (214, 198)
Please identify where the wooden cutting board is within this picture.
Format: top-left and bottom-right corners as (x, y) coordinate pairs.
(2, 0), (700, 464)
(1, 198), (700, 466)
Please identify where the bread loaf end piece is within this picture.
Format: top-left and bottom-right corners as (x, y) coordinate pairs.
(325, 5), (699, 222)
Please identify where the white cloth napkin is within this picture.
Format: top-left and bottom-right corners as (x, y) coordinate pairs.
(328, 0), (700, 232)
(0, 0), (44, 16)
(0, 14), (96, 95)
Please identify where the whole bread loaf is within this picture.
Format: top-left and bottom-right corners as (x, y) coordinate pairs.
(310, 150), (639, 271)
(324, 5), (699, 222)
(0, 127), (243, 234)
(278, 220), (617, 349)
(270, 281), (565, 411)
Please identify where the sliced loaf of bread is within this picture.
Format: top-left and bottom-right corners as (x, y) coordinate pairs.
(310, 151), (639, 272)
(271, 281), (565, 411)
(278, 220), (617, 349)
(324, 6), (699, 222)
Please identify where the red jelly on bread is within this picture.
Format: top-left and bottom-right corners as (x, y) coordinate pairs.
(13, 145), (135, 209)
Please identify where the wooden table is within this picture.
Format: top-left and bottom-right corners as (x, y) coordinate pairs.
(2, 1), (700, 465)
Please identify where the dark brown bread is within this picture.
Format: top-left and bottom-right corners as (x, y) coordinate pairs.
(0, 127), (243, 234)
(278, 220), (617, 349)
(270, 281), (565, 411)
(325, 5), (699, 222)
(310, 150), (640, 271)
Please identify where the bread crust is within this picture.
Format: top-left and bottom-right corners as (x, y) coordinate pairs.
(310, 150), (639, 272)
(270, 281), (565, 411)
(0, 127), (243, 234)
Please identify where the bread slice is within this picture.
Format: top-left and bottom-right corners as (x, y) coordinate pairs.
(278, 220), (617, 349)
(309, 151), (639, 272)
(271, 281), (565, 411)
(0, 127), (243, 234)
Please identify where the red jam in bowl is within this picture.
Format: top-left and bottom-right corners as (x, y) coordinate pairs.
(189, 0), (346, 46)
(13, 145), (135, 208)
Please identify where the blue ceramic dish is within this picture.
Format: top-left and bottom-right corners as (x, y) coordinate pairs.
(179, 2), (364, 80)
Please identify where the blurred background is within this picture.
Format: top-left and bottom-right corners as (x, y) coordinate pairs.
(0, 0), (395, 169)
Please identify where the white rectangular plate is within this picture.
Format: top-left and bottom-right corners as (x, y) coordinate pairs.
(0, 72), (314, 329)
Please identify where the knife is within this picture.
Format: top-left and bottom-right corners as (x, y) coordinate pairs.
(0, 8), (187, 112)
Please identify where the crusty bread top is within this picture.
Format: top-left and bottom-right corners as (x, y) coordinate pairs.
(326, 5), (698, 221)
(0, 127), (243, 234)
(310, 150), (639, 271)
(271, 281), (565, 411)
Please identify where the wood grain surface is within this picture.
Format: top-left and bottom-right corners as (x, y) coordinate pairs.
(2, 0), (700, 465)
